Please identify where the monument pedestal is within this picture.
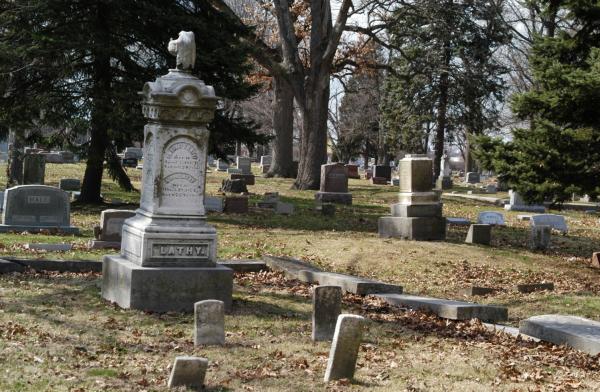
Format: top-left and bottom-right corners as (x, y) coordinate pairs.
(378, 155), (446, 241)
(101, 36), (232, 313)
(315, 191), (352, 205)
(102, 256), (232, 312)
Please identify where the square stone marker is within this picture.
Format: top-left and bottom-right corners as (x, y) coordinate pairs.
(465, 172), (480, 184)
(224, 196), (248, 214)
(345, 164), (360, 179)
(320, 163), (349, 193)
(312, 286), (342, 341)
(23, 154), (46, 185)
(324, 314), (366, 382)
(373, 165), (392, 181)
(204, 196), (224, 213)
(465, 224), (491, 245)
(236, 156), (252, 174)
(168, 356), (208, 390)
(59, 178), (81, 192)
(520, 315), (600, 355)
(97, 209), (136, 242)
(194, 300), (225, 346)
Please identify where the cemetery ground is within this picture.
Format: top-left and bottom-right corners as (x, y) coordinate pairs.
(1, 163), (600, 390)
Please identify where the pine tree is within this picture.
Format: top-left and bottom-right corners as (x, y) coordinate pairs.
(0, 0), (258, 202)
(474, 1), (600, 204)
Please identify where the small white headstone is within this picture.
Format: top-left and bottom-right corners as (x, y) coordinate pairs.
(477, 211), (505, 226)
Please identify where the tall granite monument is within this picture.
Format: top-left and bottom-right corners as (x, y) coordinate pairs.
(102, 32), (233, 312)
(378, 154), (446, 240)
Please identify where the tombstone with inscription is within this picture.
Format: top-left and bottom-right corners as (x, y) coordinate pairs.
(465, 172), (480, 184)
(90, 209), (136, 249)
(477, 211), (505, 226)
(260, 155), (272, 168)
(236, 156), (252, 174)
(378, 155), (446, 240)
(436, 153), (453, 190)
(102, 32), (233, 313)
(0, 185), (79, 233)
(22, 154), (45, 185)
(504, 190), (545, 213)
(59, 178), (81, 192)
(314, 163), (352, 205)
(373, 165), (392, 182)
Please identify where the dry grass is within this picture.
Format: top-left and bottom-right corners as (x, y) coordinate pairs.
(1, 163), (600, 390)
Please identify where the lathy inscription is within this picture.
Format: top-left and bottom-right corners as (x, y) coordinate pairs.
(151, 243), (209, 259)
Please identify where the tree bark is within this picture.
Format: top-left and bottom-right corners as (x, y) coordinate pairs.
(6, 127), (24, 187)
(266, 76), (295, 178)
(79, 2), (111, 203)
(294, 80), (329, 190)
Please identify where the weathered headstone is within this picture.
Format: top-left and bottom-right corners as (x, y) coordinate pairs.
(220, 179), (248, 194)
(373, 165), (392, 181)
(230, 173), (255, 186)
(379, 155), (446, 240)
(194, 300), (225, 346)
(275, 202), (294, 215)
(59, 178), (81, 192)
(257, 192), (279, 209)
(236, 156), (252, 174)
(436, 154), (453, 189)
(102, 32), (233, 313)
(345, 164), (360, 179)
(0, 185), (79, 233)
(40, 151), (64, 163)
(485, 184), (497, 194)
(312, 286), (342, 342)
(22, 154), (45, 185)
(504, 190), (545, 212)
(121, 157), (138, 168)
(477, 211), (505, 226)
(530, 225), (551, 250)
(260, 155), (272, 167)
(90, 209), (136, 249)
(323, 314), (365, 382)
(465, 224), (491, 245)
(531, 214), (568, 234)
(226, 167), (242, 174)
(315, 163), (352, 205)
(168, 356), (208, 390)
(465, 172), (480, 184)
(124, 147), (143, 159)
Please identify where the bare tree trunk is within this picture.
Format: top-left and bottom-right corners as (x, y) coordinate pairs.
(294, 81), (329, 190)
(266, 76), (295, 178)
(7, 127), (24, 187)
(79, 3), (111, 203)
(434, 38), (451, 179)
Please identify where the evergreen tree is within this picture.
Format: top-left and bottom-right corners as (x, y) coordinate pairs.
(0, 0), (258, 202)
(474, 1), (600, 205)
(381, 0), (509, 177)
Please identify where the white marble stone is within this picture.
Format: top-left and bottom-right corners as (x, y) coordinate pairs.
(531, 214), (568, 234)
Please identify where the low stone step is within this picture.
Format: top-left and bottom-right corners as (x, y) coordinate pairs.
(519, 315), (600, 355)
(376, 293), (508, 322)
(262, 255), (322, 282)
(218, 259), (267, 273)
(3, 258), (102, 273)
(311, 271), (403, 296)
(482, 323), (539, 342)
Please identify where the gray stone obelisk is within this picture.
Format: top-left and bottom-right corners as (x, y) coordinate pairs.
(102, 31), (233, 313)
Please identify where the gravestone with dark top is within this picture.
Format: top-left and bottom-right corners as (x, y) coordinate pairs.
(102, 32), (233, 313)
(22, 154), (45, 185)
(0, 185), (79, 233)
(314, 163), (352, 205)
(373, 165), (392, 181)
(378, 155), (446, 240)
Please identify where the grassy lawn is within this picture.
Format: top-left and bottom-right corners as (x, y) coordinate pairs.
(1, 162), (600, 390)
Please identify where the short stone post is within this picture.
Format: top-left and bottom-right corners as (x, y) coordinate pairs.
(312, 286), (342, 341)
(194, 300), (225, 346)
(323, 314), (366, 382)
(168, 356), (208, 390)
(530, 225), (551, 250)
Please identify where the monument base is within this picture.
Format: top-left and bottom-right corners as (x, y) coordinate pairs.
(102, 255), (233, 313)
(436, 176), (453, 190)
(0, 225), (79, 234)
(391, 203), (442, 217)
(378, 216), (446, 241)
(315, 192), (353, 205)
(504, 205), (545, 213)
